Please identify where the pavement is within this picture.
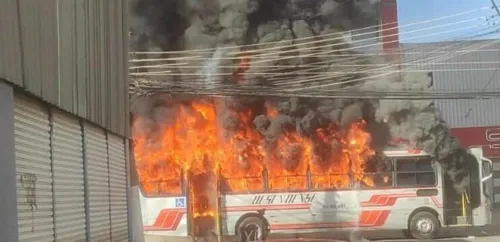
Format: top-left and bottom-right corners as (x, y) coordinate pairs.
(359, 209), (500, 242)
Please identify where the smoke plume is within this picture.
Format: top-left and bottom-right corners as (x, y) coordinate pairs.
(367, 72), (476, 192)
(129, 0), (476, 195)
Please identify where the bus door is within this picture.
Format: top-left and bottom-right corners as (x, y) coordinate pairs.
(472, 157), (493, 226)
(481, 158), (494, 205)
(186, 171), (222, 239)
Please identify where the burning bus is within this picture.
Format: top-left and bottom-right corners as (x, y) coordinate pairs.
(128, 0), (494, 241)
(132, 99), (493, 241)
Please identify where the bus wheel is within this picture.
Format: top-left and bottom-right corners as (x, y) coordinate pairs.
(409, 211), (439, 240)
(237, 216), (267, 241)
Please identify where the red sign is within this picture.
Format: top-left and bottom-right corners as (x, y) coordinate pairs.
(451, 126), (500, 158)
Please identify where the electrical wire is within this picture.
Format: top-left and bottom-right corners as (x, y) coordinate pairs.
(283, 39), (500, 91)
(129, 7), (492, 55)
(129, 6), (496, 98)
(129, 15), (495, 66)
(130, 34), (500, 89)
(132, 37), (497, 98)
(129, 23), (500, 79)
(129, 24), (500, 87)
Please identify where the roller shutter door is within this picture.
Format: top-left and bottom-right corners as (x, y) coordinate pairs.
(14, 96), (54, 241)
(493, 159), (500, 205)
(51, 110), (86, 241)
(85, 124), (111, 241)
(108, 133), (129, 241)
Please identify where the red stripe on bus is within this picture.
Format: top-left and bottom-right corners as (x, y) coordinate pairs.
(360, 193), (416, 207)
(270, 210), (390, 230)
(361, 193), (442, 208)
(144, 209), (186, 231)
(430, 196), (442, 208)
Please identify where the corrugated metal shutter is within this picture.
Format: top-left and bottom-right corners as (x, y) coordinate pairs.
(85, 124), (111, 241)
(493, 160), (500, 205)
(400, 41), (500, 128)
(108, 133), (129, 241)
(51, 110), (86, 241)
(14, 95), (54, 241)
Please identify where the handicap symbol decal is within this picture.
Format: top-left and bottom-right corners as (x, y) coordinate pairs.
(175, 197), (186, 208)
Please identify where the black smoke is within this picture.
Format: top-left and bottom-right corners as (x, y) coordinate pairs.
(129, 0), (478, 197)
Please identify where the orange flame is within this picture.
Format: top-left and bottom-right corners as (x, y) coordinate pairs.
(133, 100), (375, 218)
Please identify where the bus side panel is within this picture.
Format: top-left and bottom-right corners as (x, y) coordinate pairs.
(311, 189), (443, 231)
(363, 189), (444, 229)
(221, 188), (445, 235)
(140, 194), (189, 236)
(221, 193), (316, 235)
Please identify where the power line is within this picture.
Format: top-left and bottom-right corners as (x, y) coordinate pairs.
(129, 24), (500, 80)
(130, 38), (500, 91)
(130, 7), (492, 55)
(129, 16), (495, 65)
(129, 7), (500, 98)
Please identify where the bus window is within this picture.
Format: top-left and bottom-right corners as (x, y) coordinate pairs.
(363, 172), (394, 188)
(362, 155), (394, 188)
(310, 173), (350, 189)
(139, 178), (183, 196)
(395, 157), (436, 187)
(137, 163), (184, 196)
(268, 175), (307, 191)
(220, 176), (264, 193)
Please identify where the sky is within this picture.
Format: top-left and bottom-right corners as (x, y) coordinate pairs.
(396, 0), (500, 43)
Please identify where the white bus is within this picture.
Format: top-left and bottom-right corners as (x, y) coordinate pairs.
(138, 147), (493, 241)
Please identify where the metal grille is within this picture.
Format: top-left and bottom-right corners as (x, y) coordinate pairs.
(85, 123), (111, 241)
(51, 110), (86, 241)
(14, 95), (54, 241)
(108, 133), (129, 241)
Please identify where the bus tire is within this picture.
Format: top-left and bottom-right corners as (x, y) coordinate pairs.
(409, 211), (439, 240)
(236, 216), (268, 241)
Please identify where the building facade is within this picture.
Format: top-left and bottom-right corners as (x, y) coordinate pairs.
(0, 0), (132, 241)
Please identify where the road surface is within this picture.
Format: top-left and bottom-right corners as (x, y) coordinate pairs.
(145, 210), (500, 242)
(375, 236), (500, 242)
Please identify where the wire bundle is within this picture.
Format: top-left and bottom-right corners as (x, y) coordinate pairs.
(129, 6), (500, 100)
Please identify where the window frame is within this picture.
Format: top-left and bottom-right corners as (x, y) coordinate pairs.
(264, 174), (310, 193)
(138, 177), (186, 197)
(394, 156), (438, 188)
(359, 171), (395, 189)
(220, 175), (266, 195)
(309, 172), (352, 191)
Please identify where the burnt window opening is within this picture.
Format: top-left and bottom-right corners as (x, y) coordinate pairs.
(395, 157), (436, 187)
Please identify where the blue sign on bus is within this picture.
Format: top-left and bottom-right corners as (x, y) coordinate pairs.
(175, 197), (186, 208)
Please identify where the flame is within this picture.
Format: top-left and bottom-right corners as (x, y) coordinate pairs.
(265, 103), (279, 119)
(133, 99), (375, 219)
